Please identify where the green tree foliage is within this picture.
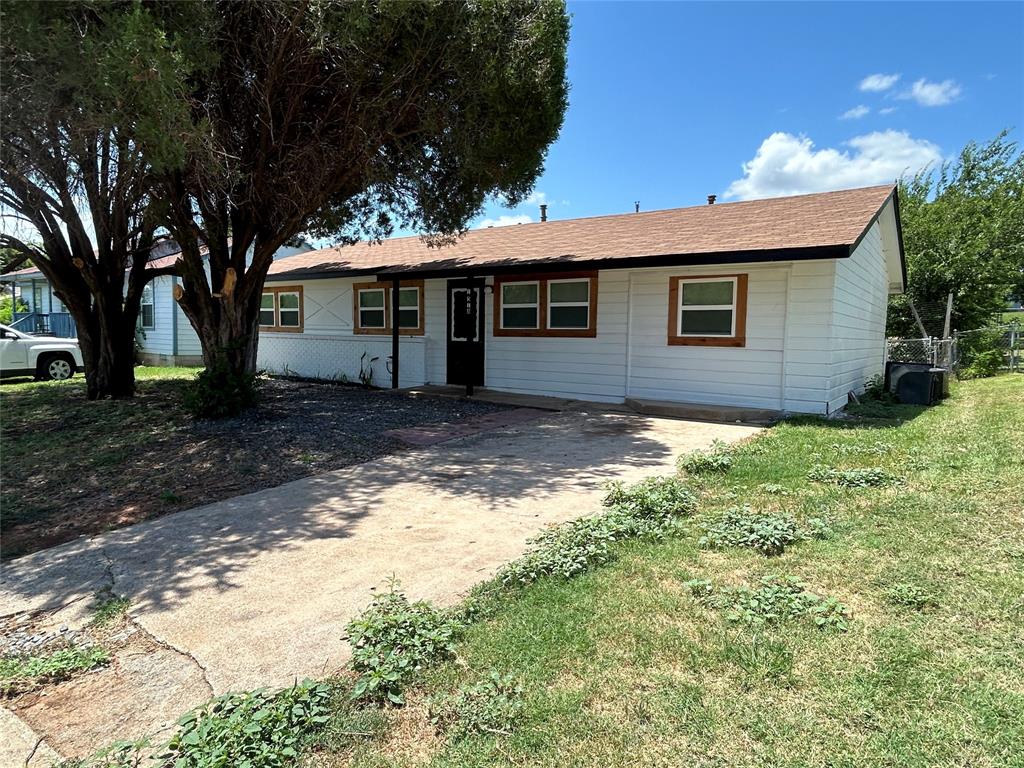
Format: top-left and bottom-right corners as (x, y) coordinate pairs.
(0, 2), (192, 398)
(889, 131), (1024, 336)
(141, 0), (570, 391)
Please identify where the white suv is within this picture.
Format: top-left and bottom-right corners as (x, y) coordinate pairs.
(0, 324), (84, 381)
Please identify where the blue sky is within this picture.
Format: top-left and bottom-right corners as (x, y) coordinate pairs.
(473, 0), (1024, 228)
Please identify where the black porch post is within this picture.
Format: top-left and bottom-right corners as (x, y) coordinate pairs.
(390, 278), (400, 389)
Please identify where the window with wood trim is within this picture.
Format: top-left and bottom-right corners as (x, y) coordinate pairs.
(668, 274), (747, 347)
(494, 272), (598, 337)
(259, 285), (304, 333)
(353, 280), (425, 335)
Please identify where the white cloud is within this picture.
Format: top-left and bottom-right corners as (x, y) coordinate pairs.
(859, 73), (901, 92)
(476, 214), (532, 228)
(840, 105), (870, 120)
(525, 191), (547, 205)
(879, 107), (897, 115)
(725, 130), (942, 201)
(900, 78), (961, 106)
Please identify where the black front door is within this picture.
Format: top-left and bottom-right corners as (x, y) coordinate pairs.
(447, 279), (485, 389)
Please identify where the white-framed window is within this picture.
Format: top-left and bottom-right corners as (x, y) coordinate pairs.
(398, 286), (420, 330)
(278, 291), (301, 328)
(259, 293), (276, 327)
(140, 283), (155, 329)
(500, 281), (540, 329)
(357, 287), (386, 329)
(676, 277), (737, 337)
(547, 278), (590, 330)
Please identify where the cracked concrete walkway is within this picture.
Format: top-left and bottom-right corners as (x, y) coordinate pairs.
(0, 407), (758, 759)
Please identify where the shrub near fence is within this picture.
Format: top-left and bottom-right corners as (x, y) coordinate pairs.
(885, 322), (1020, 380)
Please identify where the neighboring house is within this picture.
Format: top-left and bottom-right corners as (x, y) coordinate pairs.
(0, 240), (311, 367)
(259, 185), (905, 415)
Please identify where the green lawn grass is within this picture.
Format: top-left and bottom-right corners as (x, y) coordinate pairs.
(327, 376), (1023, 767)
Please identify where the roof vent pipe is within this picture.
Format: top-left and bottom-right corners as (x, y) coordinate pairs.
(539, 203), (547, 222)
(707, 194), (717, 205)
(634, 201), (640, 213)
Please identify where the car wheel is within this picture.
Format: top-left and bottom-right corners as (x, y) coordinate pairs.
(42, 355), (74, 381)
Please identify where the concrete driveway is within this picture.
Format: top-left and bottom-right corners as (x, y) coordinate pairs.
(0, 405), (758, 760)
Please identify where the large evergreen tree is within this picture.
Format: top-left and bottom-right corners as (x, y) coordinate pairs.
(0, 2), (194, 398)
(151, 0), (570, 397)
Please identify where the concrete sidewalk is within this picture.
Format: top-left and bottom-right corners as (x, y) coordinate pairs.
(0, 407), (758, 759)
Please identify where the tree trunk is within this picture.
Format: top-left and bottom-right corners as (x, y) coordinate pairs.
(66, 285), (139, 400)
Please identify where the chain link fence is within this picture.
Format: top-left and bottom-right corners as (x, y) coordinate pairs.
(886, 322), (1021, 379)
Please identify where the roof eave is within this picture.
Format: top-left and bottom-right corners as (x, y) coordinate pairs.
(265, 244), (852, 282)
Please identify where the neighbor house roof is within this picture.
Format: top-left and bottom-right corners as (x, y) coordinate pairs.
(267, 184), (900, 281)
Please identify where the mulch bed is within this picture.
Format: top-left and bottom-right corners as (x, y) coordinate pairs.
(0, 377), (508, 559)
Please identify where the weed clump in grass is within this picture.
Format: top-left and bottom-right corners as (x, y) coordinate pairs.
(699, 506), (834, 556)
(163, 680), (334, 766)
(686, 575), (850, 631)
(699, 506), (804, 556)
(499, 476), (697, 588)
(0, 645), (110, 695)
(678, 440), (734, 474)
(603, 475), (698, 536)
(430, 671), (524, 739)
(345, 584), (461, 704)
(885, 582), (939, 611)
(808, 465), (899, 488)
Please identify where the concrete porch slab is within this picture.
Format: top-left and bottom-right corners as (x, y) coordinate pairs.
(625, 397), (782, 425)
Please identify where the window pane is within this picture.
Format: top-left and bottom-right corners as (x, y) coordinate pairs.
(502, 306), (538, 328)
(398, 308), (419, 328)
(502, 283), (537, 305)
(681, 280), (733, 306)
(549, 280), (589, 303)
(399, 288), (418, 308)
(279, 309), (300, 327)
(360, 309), (385, 328)
(142, 305), (155, 328)
(279, 292), (299, 310)
(259, 309), (275, 326)
(359, 290), (384, 308)
(680, 309), (733, 335)
(549, 305), (589, 328)
(261, 293), (275, 309)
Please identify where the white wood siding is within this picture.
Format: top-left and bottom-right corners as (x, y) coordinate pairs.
(625, 266), (788, 410)
(483, 270), (629, 402)
(827, 223), (888, 412)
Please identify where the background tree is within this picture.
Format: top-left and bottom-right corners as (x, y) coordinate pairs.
(148, 0), (569, 401)
(0, 2), (195, 398)
(889, 131), (1024, 336)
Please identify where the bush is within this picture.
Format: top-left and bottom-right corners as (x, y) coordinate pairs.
(430, 671), (524, 739)
(958, 326), (1007, 379)
(183, 358), (259, 419)
(345, 585), (460, 704)
(807, 465), (899, 488)
(960, 348), (1004, 379)
(162, 680), (333, 767)
(678, 440), (734, 474)
(686, 575), (850, 631)
(698, 506), (804, 556)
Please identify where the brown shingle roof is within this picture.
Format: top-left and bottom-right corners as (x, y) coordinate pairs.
(268, 185), (896, 279)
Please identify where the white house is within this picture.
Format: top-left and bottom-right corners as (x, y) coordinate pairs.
(257, 185), (905, 416)
(1, 240), (311, 367)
